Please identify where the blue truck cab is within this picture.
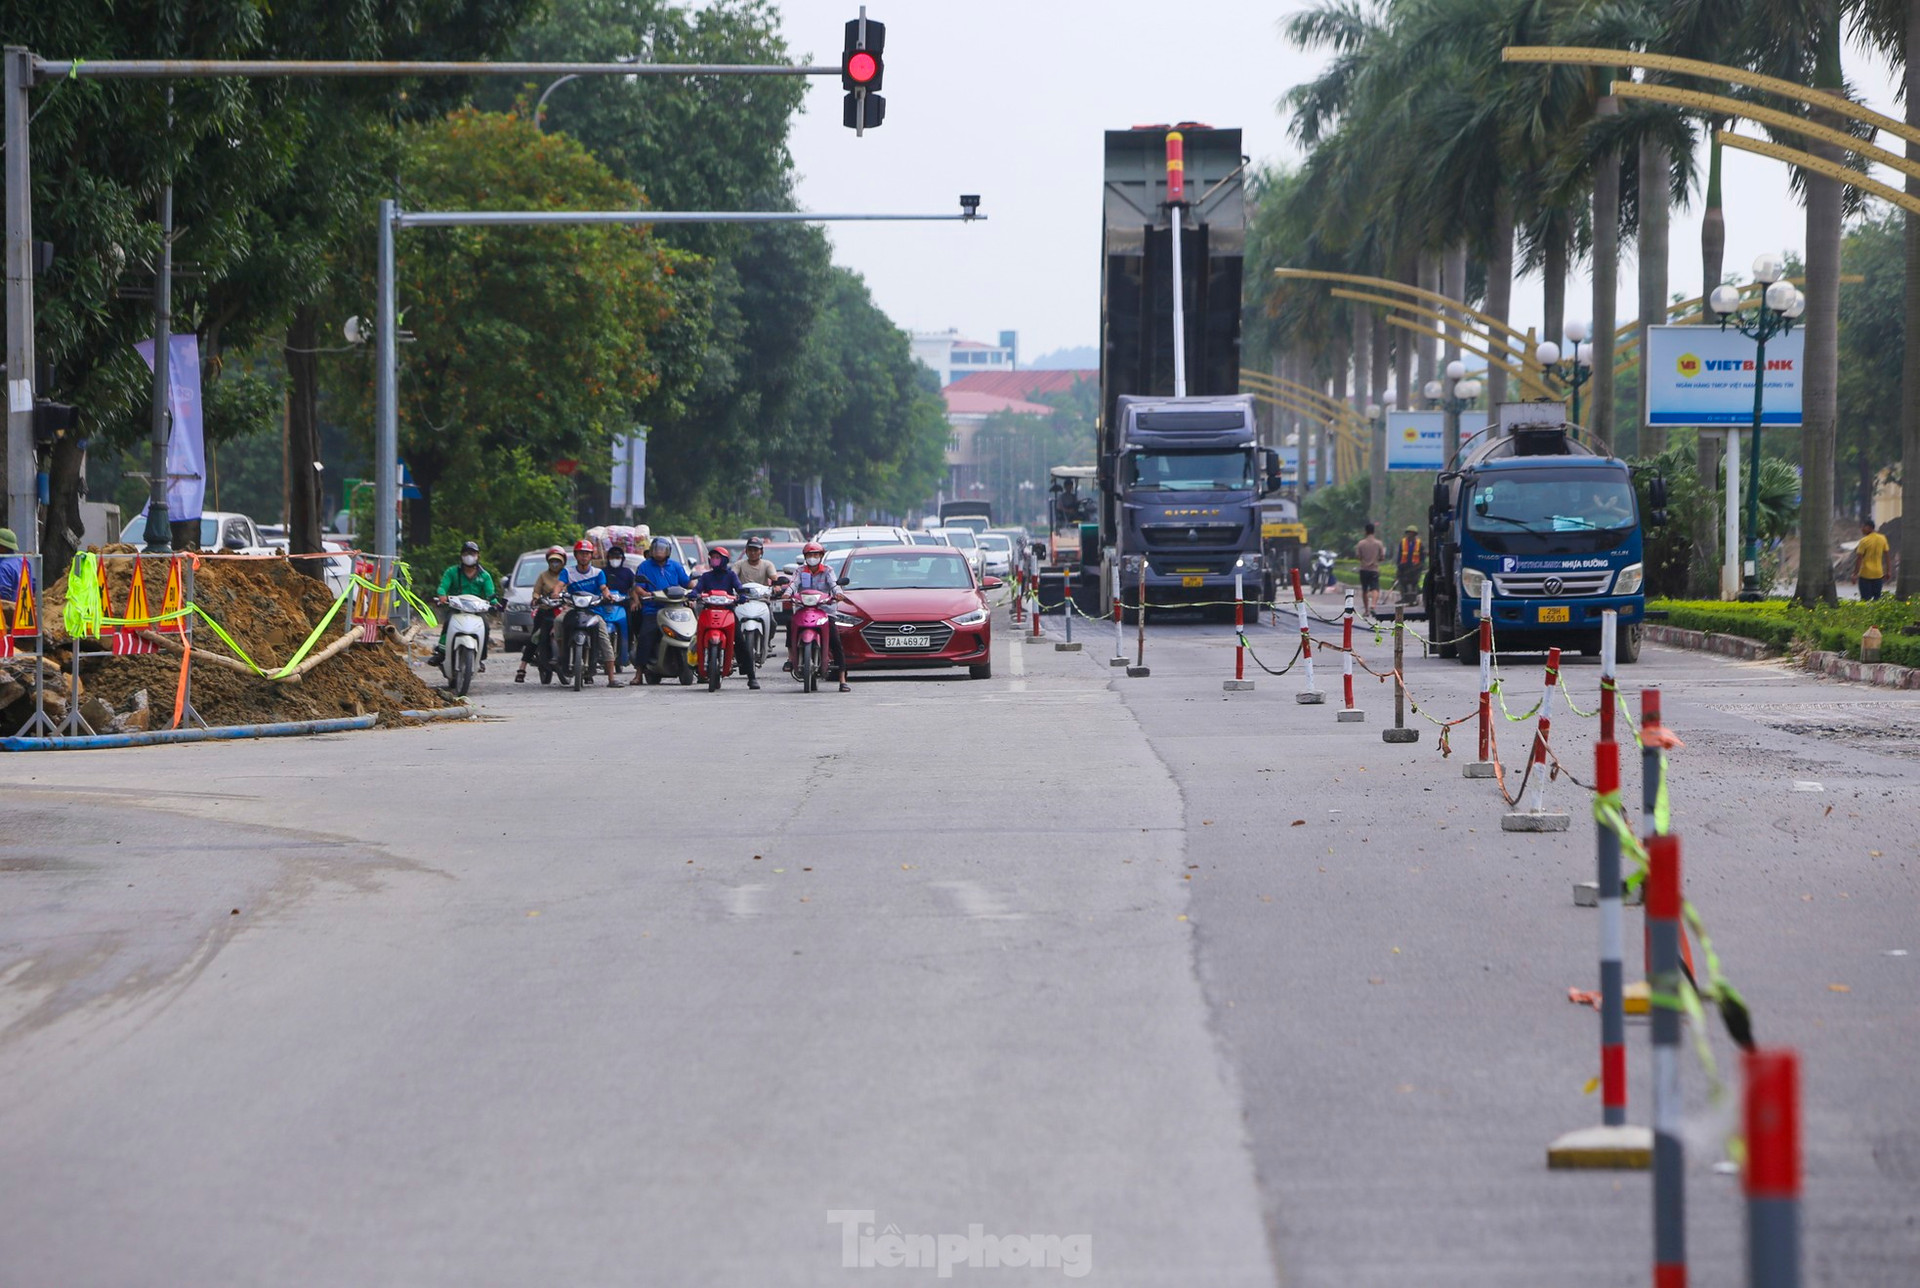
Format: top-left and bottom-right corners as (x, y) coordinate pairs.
(1425, 420), (1663, 665)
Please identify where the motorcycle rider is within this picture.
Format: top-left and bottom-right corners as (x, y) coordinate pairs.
(559, 539), (624, 688)
(514, 545), (567, 683)
(736, 536), (781, 587)
(431, 540), (496, 670)
(631, 535), (691, 681)
(602, 544), (639, 669)
(783, 540), (849, 692)
(692, 545), (759, 690)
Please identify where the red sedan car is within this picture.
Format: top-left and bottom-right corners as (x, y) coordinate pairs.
(832, 545), (1001, 679)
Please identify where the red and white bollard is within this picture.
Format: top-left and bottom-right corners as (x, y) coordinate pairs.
(1649, 834), (1687, 1288)
(1599, 607), (1618, 744)
(1465, 580), (1495, 778)
(1336, 588), (1364, 722)
(1110, 561), (1127, 668)
(1224, 571), (1253, 691)
(1503, 646), (1569, 830)
(1744, 1049), (1801, 1288)
(1291, 567), (1324, 704)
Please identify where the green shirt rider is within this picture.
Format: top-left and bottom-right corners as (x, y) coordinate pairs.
(430, 540), (497, 667)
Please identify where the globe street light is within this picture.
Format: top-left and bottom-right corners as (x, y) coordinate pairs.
(1535, 322), (1595, 426)
(1427, 366), (1482, 465)
(1715, 253), (1804, 601)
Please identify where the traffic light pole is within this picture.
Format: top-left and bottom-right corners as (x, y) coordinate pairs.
(0, 40), (872, 554)
(371, 201), (983, 563)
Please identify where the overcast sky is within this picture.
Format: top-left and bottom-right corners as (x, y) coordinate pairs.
(774, 1), (1905, 367)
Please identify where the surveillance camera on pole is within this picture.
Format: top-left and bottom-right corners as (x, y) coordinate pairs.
(841, 8), (885, 134)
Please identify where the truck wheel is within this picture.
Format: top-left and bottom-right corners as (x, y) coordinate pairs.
(1433, 602), (1459, 659)
(1456, 617), (1480, 667)
(1619, 624), (1643, 664)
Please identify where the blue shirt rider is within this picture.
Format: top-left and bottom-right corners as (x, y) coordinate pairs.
(632, 536), (691, 676)
(557, 540), (624, 687)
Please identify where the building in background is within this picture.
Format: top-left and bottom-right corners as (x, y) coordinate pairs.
(937, 369), (1095, 512)
(912, 329), (1019, 387)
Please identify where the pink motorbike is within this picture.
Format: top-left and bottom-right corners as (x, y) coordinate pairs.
(787, 587), (835, 694)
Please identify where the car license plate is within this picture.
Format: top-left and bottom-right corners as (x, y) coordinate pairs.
(1537, 606), (1571, 623)
(1181, 576), (1204, 588)
(884, 635), (932, 649)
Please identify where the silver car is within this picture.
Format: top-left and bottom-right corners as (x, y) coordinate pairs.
(503, 549), (555, 651)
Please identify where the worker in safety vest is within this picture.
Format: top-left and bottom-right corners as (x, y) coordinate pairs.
(1395, 526), (1424, 604)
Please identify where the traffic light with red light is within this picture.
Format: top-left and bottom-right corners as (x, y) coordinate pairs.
(841, 11), (885, 133)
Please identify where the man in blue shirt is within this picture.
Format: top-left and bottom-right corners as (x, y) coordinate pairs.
(558, 540), (624, 688)
(631, 536), (690, 676)
(0, 527), (27, 619)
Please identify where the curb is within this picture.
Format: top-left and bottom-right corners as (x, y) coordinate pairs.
(1646, 623), (1920, 690)
(1642, 623), (1780, 660)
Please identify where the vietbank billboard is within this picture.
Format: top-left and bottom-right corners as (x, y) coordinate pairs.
(1645, 324), (1804, 427)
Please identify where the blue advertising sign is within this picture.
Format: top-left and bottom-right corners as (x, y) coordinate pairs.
(1645, 325), (1804, 427)
(1384, 410), (1489, 471)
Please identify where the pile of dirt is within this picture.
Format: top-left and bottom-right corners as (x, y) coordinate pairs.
(1, 547), (454, 731)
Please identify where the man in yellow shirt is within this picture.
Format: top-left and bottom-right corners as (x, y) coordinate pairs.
(1854, 519), (1890, 601)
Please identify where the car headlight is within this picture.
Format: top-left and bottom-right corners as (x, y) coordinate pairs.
(1460, 567), (1486, 599)
(827, 608), (864, 627)
(950, 607), (988, 628)
(1614, 563), (1644, 595)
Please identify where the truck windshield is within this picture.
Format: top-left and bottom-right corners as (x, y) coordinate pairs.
(1128, 449), (1255, 491)
(1465, 473), (1637, 552)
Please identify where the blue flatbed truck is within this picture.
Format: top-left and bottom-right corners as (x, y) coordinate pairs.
(1425, 418), (1666, 665)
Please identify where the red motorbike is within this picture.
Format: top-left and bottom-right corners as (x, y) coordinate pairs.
(694, 589), (740, 691)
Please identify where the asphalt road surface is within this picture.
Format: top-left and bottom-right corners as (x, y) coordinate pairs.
(3, 593), (1916, 1286)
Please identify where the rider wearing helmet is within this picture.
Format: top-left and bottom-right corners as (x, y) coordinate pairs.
(631, 535), (692, 681)
(784, 541), (849, 691)
(558, 540), (624, 688)
(602, 544), (639, 669)
(431, 540), (496, 669)
(693, 546), (759, 689)
(515, 545), (568, 683)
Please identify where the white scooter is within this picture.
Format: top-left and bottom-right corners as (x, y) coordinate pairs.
(734, 582), (775, 668)
(439, 592), (493, 696)
(640, 586), (699, 685)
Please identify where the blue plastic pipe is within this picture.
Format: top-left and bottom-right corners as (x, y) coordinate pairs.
(1, 713), (377, 752)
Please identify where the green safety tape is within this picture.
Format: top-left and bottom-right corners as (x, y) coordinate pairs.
(1488, 677), (1543, 723)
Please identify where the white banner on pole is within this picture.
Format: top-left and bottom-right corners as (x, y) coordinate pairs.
(1645, 325), (1804, 427)
(610, 428), (647, 509)
(134, 334), (206, 520)
(1384, 410), (1487, 471)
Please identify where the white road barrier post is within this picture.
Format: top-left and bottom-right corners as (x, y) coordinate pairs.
(1465, 579), (1495, 778)
(1224, 570), (1253, 691)
(1336, 588), (1364, 722)
(1292, 567), (1324, 704)
(1503, 646), (1570, 831)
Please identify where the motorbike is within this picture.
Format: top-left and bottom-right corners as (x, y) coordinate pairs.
(1309, 548), (1339, 593)
(788, 587), (835, 694)
(640, 586), (699, 686)
(734, 582), (775, 669)
(560, 591), (616, 692)
(694, 589), (740, 692)
(438, 593), (494, 696)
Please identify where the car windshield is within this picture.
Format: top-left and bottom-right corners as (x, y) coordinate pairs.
(1464, 471), (1638, 553)
(907, 533), (943, 547)
(512, 558), (546, 587)
(842, 552), (975, 590)
(976, 534), (1012, 554)
(941, 530), (979, 550)
(122, 515), (221, 547)
(1128, 449), (1255, 491)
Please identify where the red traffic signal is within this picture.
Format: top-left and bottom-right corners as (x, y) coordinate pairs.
(846, 50), (878, 85)
(840, 12), (886, 132)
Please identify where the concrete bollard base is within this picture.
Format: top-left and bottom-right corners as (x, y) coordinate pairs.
(1382, 728), (1420, 743)
(1109, 657), (1129, 667)
(1295, 690), (1326, 705)
(1546, 1124), (1653, 1170)
(1222, 679), (1255, 691)
(1463, 761), (1496, 779)
(1502, 811), (1571, 832)
(1125, 666), (1151, 678)
(1055, 642), (1083, 652)
(1574, 880), (1645, 908)
(1336, 710), (1365, 723)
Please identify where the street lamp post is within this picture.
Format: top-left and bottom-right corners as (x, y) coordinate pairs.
(1711, 253), (1804, 602)
(1535, 320), (1594, 428)
(1425, 360), (1483, 467)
